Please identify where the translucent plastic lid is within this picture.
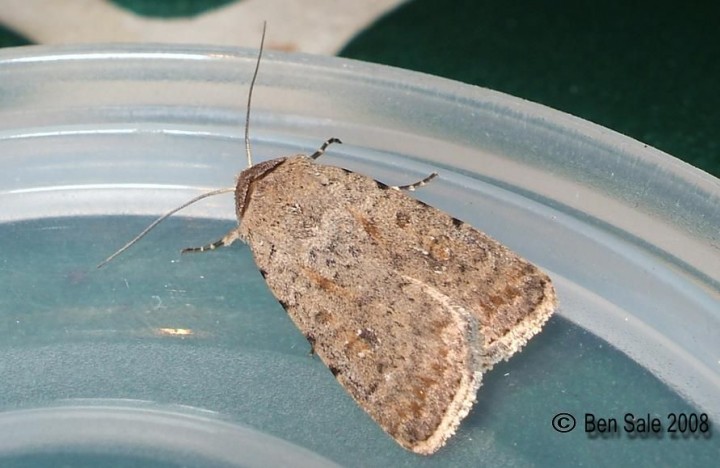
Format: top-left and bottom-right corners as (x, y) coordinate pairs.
(0, 44), (718, 466)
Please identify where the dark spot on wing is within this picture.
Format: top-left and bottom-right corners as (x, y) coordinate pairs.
(329, 365), (341, 376)
(304, 268), (343, 293)
(259, 268), (268, 279)
(278, 299), (289, 310)
(451, 217), (464, 228)
(395, 211), (411, 228)
(351, 210), (382, 242)
(358, 328), (379, 347)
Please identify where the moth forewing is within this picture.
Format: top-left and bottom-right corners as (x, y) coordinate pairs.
(230, 156), (556, 454)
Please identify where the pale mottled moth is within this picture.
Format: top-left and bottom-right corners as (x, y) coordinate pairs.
(100, 24), (557, 455)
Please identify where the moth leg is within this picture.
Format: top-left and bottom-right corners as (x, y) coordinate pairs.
(181, 228), (241, 254)
(391, 172), (439, 192)
(309, 137), (342, 160)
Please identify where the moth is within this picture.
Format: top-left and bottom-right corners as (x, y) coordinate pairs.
(100, 24), (557, 455)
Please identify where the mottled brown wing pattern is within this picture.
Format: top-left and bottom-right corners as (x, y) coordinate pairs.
(237, 156), (555, 454)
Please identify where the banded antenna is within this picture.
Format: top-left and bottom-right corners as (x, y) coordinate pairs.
(98, 22), (268, 268)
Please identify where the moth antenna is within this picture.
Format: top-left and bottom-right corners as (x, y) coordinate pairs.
(97, 187), (235, 269)
(245, 21), (267, 168)
(98, 23), (269, 269)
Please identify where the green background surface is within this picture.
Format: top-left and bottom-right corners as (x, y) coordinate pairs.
(1, 0), (718, 179)
(340, 0), (720, 179)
